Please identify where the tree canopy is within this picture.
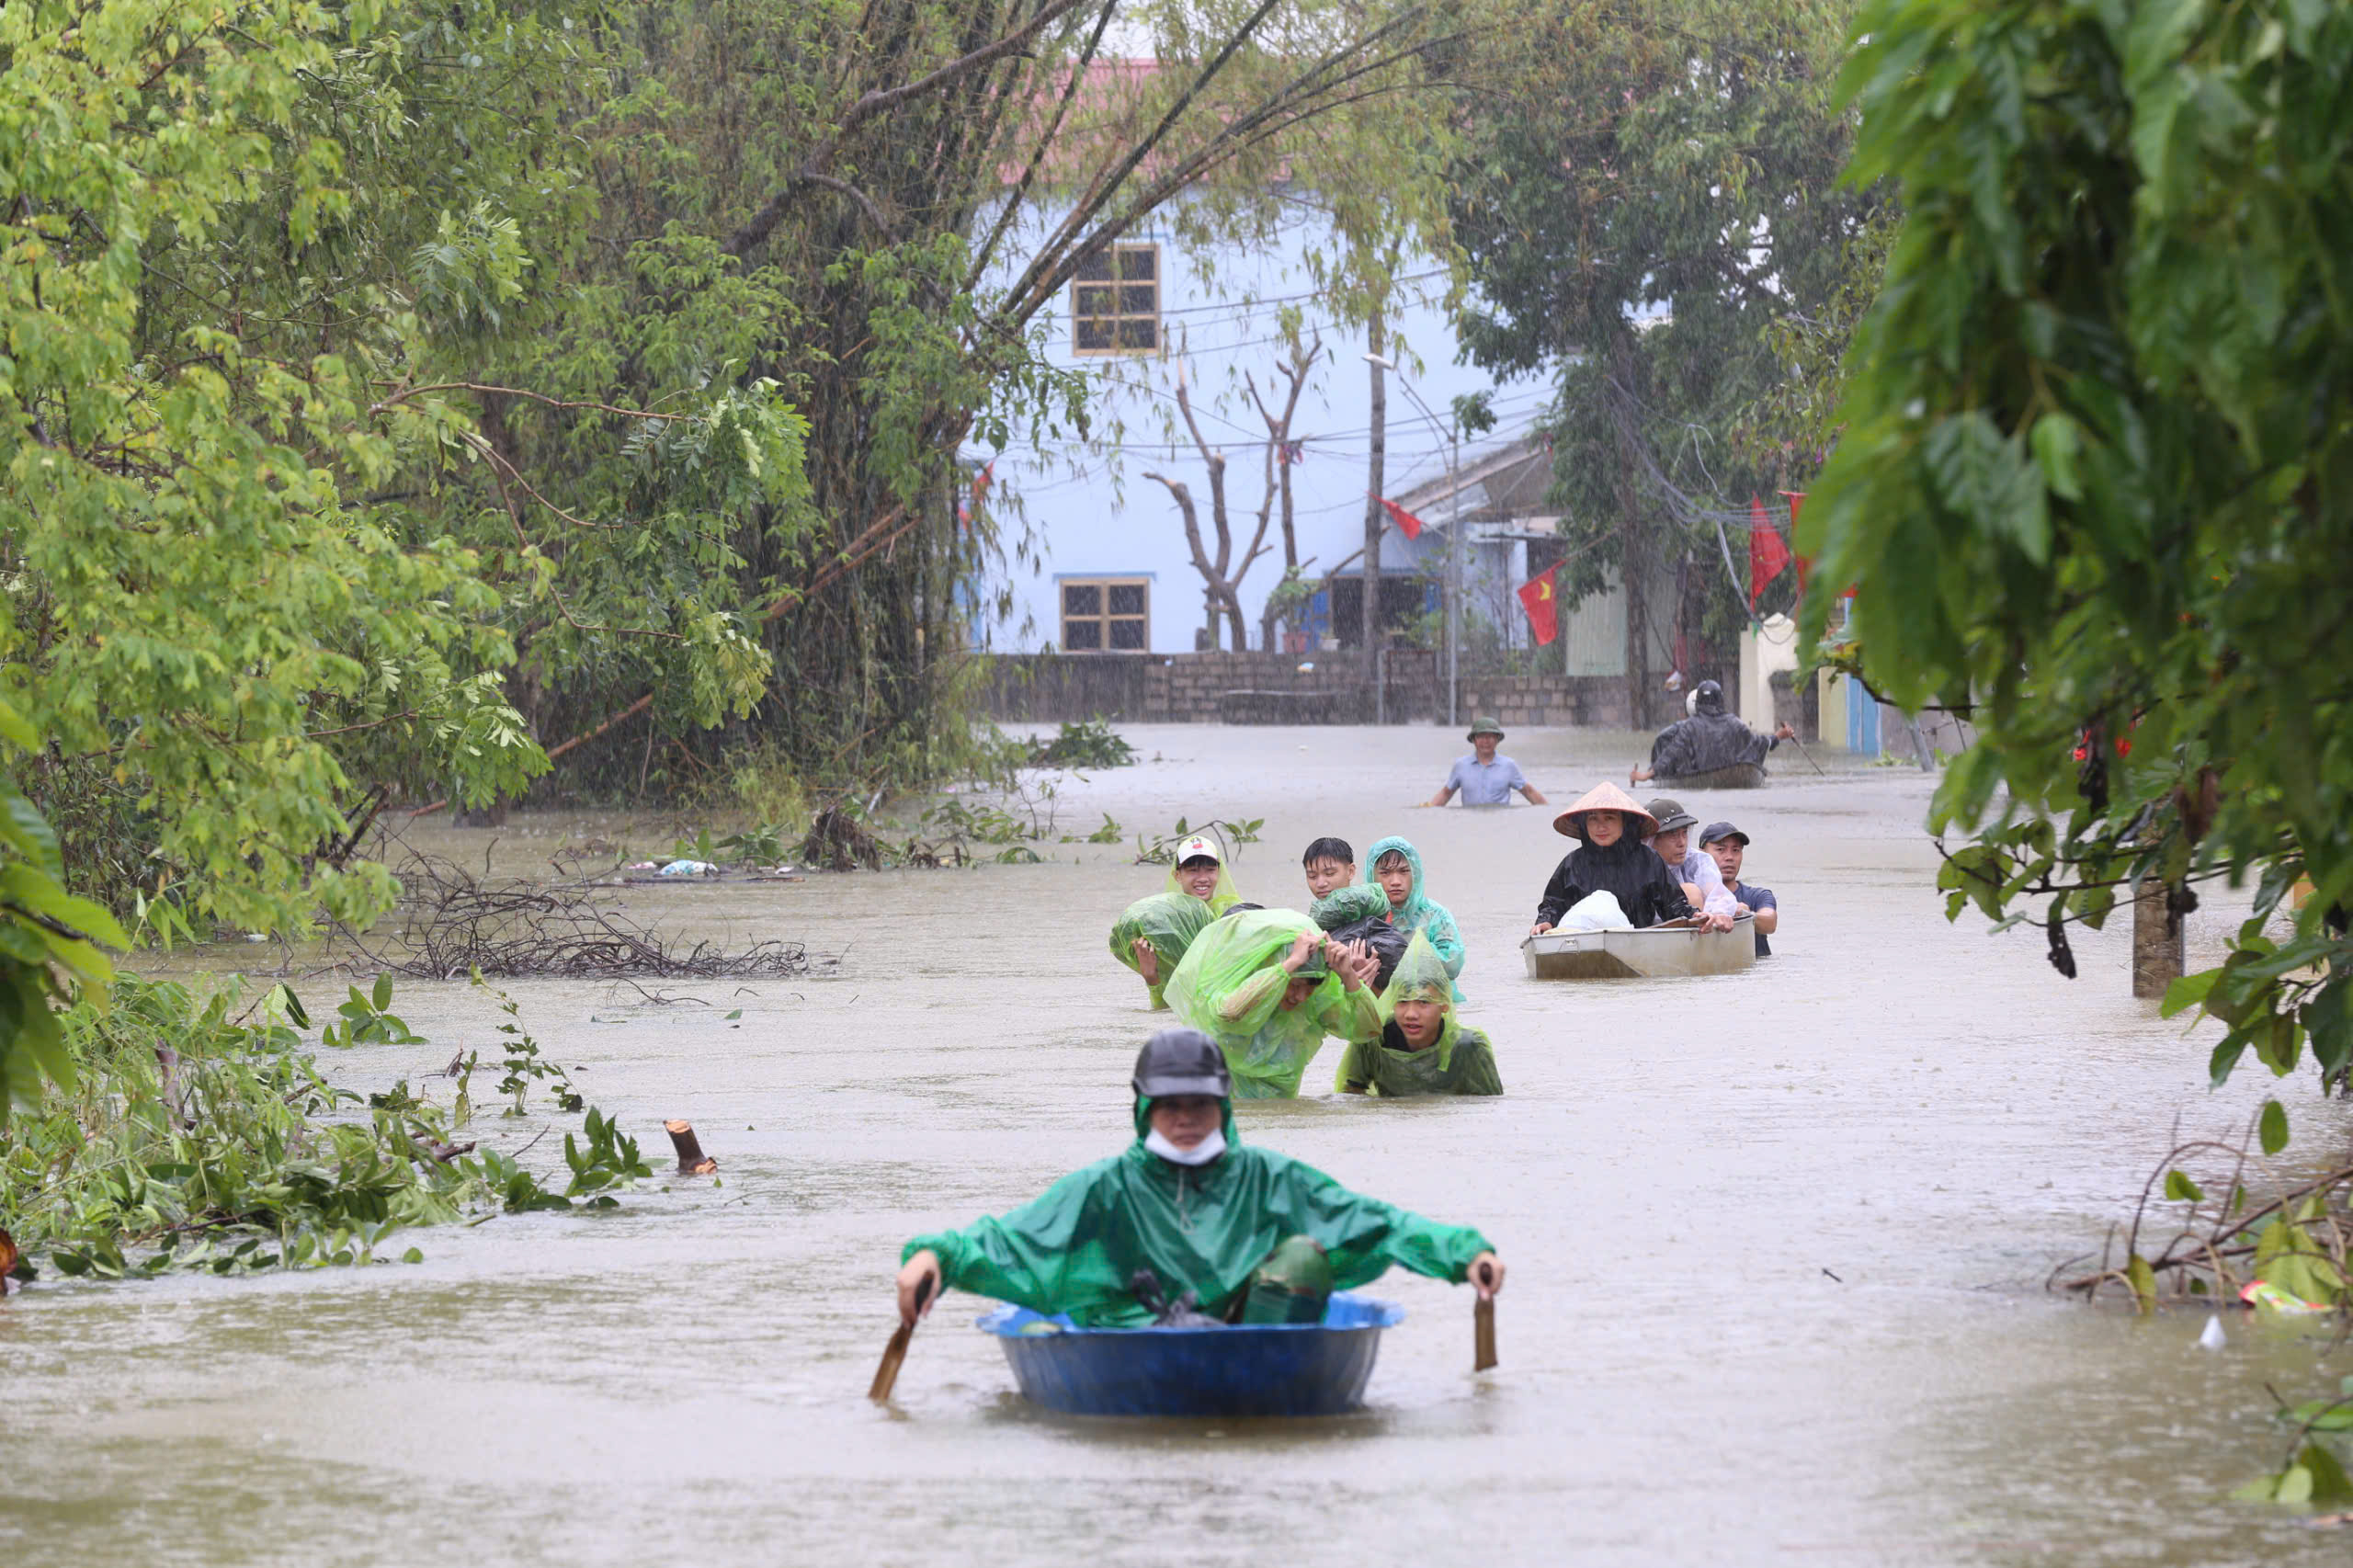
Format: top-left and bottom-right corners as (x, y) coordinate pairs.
(1803, 0), (2353, 1094)
(1448, 0), (1876, 703)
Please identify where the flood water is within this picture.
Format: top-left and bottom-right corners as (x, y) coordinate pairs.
(5, 724), (2350, 1567)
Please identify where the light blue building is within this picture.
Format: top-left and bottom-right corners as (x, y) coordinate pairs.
(968, 190), (1563, 657)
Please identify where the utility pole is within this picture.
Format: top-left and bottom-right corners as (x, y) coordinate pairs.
(1363, 350), (1457, 729)
(1363, 311), (1386, 722)
(1445, 419), (1461, 730)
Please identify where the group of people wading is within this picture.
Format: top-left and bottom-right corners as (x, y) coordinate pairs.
(894, 705), (1792, 1341)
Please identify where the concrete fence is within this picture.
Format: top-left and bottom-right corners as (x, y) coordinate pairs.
(972, 651), (1648, 728)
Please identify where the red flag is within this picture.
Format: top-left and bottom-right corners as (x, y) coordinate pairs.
(1748, 494), (1791, 607)
(1372, 493), (1424, 540)
(1779, 490), (1810, 597)
(1517, 566), (1560, 646)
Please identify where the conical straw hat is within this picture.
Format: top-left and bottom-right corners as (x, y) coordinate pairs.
(1552, 781), (1657, 840)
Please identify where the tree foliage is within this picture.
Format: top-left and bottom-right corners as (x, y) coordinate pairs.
(1448, 0), (1877, 697)
(1803, 0), (2353, 1095)
(4, 0), (1453, 942)
(0, 0), (803, 933)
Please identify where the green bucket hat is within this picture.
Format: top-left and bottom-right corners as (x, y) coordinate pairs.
(1466, 715), (1506, 742)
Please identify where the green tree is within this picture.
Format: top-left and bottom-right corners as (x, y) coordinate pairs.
(1448, 0), (1877, 715)
(1802, 0), (2353, 1094)
(1, 0), (789, 923)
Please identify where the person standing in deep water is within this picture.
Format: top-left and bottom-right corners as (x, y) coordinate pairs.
(1164, 831), (1243, 914)
(1529, 783), (1695, 933)
(1364, 835), (1467, 998)
(1164, 910), (1382, 1099)
(1700, 820), (1779, 957)
(1336, 932), (1502, 1096)
(1429, 717), (1549, 807)
(894, 1029), (1504, 1328)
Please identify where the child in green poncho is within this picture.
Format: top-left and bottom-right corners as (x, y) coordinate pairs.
(1336, 931), (1503, 1096)
(895, 1028), (1505, 1329)
(1364, 835), (1466, 1000)
(1163, 908), (1382, 1098)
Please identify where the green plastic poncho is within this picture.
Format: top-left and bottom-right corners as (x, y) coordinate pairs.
(902, 1093), (1493, 1327)
(1163, 908), (1381, 1098)
(1364, 835), (1466, 999)
(1109, 892), (1217, 1010)
(1310, 883), (1392, 930)
(1335, 931), (1503, 1096)
(1163, 858), (1243, 915)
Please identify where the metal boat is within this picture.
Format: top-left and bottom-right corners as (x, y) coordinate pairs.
(1520, 915), (1757, 980)
(975, 1292), (1403, 1416)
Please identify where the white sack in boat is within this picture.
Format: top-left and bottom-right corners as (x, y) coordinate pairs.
(1559, 892), (1633, 932)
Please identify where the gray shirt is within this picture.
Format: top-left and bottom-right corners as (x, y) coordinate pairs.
(1443, 754), (1530, 805)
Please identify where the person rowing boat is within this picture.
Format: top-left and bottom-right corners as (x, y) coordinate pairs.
(893, 1029), (1505, 1329)
(1631, 680), (1795, 788)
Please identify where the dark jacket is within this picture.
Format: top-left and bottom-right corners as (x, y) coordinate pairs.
(1534, 836), (1694, 928)
(1650, 710), (1774, 778)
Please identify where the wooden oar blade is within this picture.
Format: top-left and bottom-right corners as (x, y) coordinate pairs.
(869, 1274), (935, 1403)
(868, 1321), (915, 1403)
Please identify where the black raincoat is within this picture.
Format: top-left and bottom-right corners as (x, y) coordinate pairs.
(1533, 835), (1694, 928)
(1649, 710), (1775, 778)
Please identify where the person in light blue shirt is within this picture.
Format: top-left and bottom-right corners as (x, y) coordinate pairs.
(1427, 717), (1548, 808)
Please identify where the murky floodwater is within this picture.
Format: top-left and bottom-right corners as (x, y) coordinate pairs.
(5, 724), (2349, 1567)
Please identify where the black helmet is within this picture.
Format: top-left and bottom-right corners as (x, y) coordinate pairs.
(1132, 1028), (1230, 1100)
(1693, 679), (1726, 714)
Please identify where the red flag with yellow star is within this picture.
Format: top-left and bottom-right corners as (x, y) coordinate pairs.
(1518, 565), (1560, 646)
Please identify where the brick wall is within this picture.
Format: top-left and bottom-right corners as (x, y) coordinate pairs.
(974, 651), (1640, 727)
(1454, 675), (1633, 730)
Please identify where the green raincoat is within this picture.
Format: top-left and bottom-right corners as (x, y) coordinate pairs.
(1363, 835), (1466, 1000)
(1335, 931), (1503, 1096)
(1163, 908), (1381, 1098)
(1109, 892), (1217, 1009)
(902, 1095), (1493, 1326)
(1310, 884), (1392, 930)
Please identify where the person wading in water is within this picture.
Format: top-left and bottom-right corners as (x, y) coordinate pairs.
(893, 1029), (1505, 1328)
(1163, 909), (1382, 1098)
(1118, 832), (1246, 1005)
(1336, 932), (1502, 1097)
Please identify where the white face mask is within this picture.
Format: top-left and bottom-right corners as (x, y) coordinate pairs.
(1144, 1126), (1226, 1167)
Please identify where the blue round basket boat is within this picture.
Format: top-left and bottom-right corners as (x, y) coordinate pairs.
(974, 1292), (1404, 1417)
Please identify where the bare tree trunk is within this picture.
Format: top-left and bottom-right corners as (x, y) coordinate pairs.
(1362, 310), (1387, 709)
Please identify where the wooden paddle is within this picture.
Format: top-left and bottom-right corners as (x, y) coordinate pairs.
(869, 1274), (934, 1403)
(1472, 1260), (1497, 1371)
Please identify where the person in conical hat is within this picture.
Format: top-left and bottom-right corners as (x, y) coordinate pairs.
(1529, 782), (1694, 933)
(1335, 931), (1502, 1097)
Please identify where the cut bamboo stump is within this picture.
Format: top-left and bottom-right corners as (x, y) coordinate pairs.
(2133, 878), (2184, 999)
(665, 1119), (718, 1175)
